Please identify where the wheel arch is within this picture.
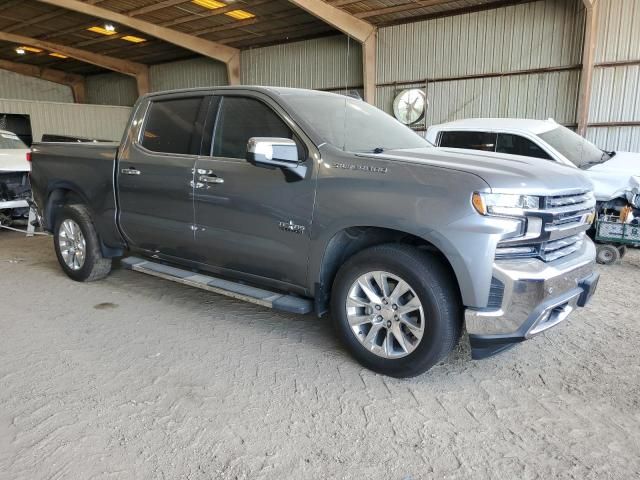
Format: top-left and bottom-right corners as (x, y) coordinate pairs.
(311, 226), (464, 316)
(45, 184), (123, 258)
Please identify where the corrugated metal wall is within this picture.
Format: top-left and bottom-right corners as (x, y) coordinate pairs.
(86, 73), (138, 106)
(241, 35), (362, 90)
(0, 98), (131, 142)
(376, 0), (584, 127)
(0, 69), (73, 103)
(586, 0), (640, 151)
(150, 57), (228, 92)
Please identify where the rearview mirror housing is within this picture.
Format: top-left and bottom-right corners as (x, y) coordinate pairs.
(247, 137), (298, 166)
(246, 137), (306, 180)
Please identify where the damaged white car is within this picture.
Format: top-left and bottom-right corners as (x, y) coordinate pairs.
(0, 130), (31, 227)
(425, 118), (640, 217)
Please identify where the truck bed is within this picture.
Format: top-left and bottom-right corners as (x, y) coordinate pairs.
(30, 142), (124, 250)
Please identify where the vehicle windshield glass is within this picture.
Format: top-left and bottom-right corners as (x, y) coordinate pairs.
(282, 93), (430, 152)
(0, 132), (27, 149)
(537, 125), (607, 168)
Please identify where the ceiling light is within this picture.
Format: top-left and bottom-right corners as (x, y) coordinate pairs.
(105, 23), (115, 32)
(19, 46), (43, 53)
(225, 9), (255, 19)
(87, 26), (117, 35)
(49, 52), (68, 59)
(122, 35), (146, 43)
(192, 0), (226, 9)
(15, 48), (25, 55)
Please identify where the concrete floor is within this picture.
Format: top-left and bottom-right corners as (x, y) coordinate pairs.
(1, 231), (639, 480)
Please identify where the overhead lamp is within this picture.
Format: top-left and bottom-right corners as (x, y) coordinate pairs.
(105, 23), (115, 32)
(225, 9), (255, 19)
(192, 0), (226, 9)
(15, 48), (25, 55)
(121, 35), (146, 43)
(87, 25), (117, 35)
(49, 52), (68, 59)
(19, 46), (43, 53)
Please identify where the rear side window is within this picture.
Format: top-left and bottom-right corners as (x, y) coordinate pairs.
(141, 97), (205, 155)
(439, 131), (497, 152)
(212, 96), (301, 160)
(0, 132), (27, 149)
(497, 134), (552, 160)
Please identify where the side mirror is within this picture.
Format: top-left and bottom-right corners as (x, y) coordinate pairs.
(247, 137), (298, 166)
(246, 137), (306, 180)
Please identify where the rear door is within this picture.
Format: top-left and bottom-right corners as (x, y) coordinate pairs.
(192, 92), (316, 289)
(118, 94), (210, 260)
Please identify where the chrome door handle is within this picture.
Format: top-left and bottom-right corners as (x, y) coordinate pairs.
(121, 167), (141, 175)
(199, 175), (224, 184)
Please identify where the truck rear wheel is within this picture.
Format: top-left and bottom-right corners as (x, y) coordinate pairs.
(53, 204), (112, 282)
(331, 244), (462, 377)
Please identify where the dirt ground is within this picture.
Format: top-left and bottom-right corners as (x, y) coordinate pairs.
(0, 231), (639, 480)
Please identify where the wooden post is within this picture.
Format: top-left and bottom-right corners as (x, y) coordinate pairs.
(363, 31), (377, 104)
(286, 0), (377, 104)
(577, 0), (600, 137)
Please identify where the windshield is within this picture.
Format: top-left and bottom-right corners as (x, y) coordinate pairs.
(0, 132), (27, 149)
(282, 93), (430, 152)
(537, 125), (607, 168)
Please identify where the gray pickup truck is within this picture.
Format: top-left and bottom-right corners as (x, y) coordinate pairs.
(31, 86), (599, 377)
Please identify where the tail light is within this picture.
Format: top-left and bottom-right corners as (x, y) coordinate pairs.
(26, 151), (32, 162)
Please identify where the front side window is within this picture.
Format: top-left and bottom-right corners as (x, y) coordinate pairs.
(439, 131), (497, 152)
(496, 134), (552, 160)
(141, 97), (205, 155)
(212, 96), (301, 160)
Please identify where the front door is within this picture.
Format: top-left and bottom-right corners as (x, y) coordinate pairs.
(118, 95), (210, 260)
(193, 93), (316, 289)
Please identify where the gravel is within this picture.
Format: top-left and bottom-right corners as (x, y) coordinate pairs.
(1, 231), (639, 479)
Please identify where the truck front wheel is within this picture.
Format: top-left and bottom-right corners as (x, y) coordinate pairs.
(53, 204), (112, 282)
(331, 244), (462, 377)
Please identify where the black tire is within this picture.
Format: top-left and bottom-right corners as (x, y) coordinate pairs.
(331, 244), (462, 378)
(617, 245), (628, 259)
(596, 244), (620, 265)
(53, 204), (112, 282)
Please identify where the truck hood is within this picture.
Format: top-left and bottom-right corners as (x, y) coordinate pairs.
(583, 152), (640, 201)
(380, 147), (592, 195)
(0, 149), (30, 172)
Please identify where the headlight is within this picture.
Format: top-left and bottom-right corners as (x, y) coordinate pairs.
(472, 192), (541, 216)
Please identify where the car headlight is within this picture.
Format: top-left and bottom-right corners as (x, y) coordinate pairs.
(472, 192), (541, 216)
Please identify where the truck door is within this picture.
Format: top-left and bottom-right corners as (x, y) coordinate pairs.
(192, 93), (315, 290)
(118, 94), (210, 260)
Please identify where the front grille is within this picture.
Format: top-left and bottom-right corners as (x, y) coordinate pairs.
(540, 234), (585, 262)
(496, 190), (595, 263)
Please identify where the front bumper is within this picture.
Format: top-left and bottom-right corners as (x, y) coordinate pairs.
(465, 239), (599, 359)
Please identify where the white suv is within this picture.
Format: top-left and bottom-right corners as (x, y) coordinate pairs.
(426, 118), (640, 205)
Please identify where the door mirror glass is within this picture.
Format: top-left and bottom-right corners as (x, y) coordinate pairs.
(247, 137), (298, 167)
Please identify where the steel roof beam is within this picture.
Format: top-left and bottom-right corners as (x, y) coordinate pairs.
(0, 58), (86, 103)
(0, 30), (150, 95)
(35, 0), (241, 84)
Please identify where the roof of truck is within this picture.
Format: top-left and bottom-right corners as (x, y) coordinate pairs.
(143, 85), (348, 100)
(430, 118), (560, 135)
